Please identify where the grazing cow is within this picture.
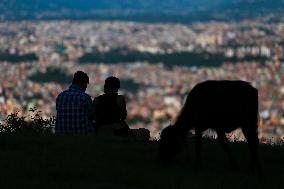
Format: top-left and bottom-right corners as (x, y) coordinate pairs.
(158, 80), (260, 170)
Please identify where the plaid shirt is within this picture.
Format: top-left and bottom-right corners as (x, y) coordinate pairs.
(55, 85), (94, 134)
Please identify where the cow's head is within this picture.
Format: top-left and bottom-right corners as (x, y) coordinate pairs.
(157, 125), (187, 163)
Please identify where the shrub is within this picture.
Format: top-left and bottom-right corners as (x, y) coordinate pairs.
(0, 108), (55, 135)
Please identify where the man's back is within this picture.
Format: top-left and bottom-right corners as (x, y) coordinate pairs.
(55, 85), (93, 134)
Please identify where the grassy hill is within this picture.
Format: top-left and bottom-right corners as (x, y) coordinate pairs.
(0, 135), (283, 189)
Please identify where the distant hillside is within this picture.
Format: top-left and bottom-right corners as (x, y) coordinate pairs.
(0, 0), (284, 22)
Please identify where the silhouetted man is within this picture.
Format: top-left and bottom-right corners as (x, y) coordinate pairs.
(55, 71), (94, 134)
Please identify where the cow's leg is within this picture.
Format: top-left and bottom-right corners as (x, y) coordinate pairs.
(242, 126), (261, 172)
(194, 129), (202, 169)
(180, 135), (190, 162)
(216, 130), (239, 170)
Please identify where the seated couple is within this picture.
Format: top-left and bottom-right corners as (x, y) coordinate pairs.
(55, 71), (132, 136)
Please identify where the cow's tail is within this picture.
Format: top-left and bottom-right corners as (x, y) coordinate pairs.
(175, 106), (187, 128)
(254, 88), (260, 129)
(174, 93), (193, 132)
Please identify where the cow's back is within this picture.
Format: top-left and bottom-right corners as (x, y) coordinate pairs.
(178, 80), (258, 132)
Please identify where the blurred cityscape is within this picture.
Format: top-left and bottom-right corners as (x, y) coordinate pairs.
(0, 19), (284, 142)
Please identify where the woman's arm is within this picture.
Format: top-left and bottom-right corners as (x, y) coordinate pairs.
(92, 98), (99, 121)
(117, 95), (127, 120)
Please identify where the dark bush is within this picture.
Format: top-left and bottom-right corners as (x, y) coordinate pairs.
(29, 66), (72, 84)
(0, 53), (38, 63)
(0, 108), (55, 135)
(78, 48), (268, 68)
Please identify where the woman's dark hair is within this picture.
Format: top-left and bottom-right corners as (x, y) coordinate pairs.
(104, 76), (120, 94)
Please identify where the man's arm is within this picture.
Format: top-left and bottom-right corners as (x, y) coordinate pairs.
(55, 94), (60, 110)
(85, 95), (94, 122)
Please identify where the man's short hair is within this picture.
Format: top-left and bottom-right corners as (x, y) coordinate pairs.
(72, 71), (89, 84)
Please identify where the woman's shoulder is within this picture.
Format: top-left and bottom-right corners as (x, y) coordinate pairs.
(117, 95), (126, 103)
(117, 94), (125, 98)
(93, 94), (125, 103)
(93, 94), (105, 103)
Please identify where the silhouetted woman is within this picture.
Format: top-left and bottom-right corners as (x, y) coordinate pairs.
(93, 76), (132, 136)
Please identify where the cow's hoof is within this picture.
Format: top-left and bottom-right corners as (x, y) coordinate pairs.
(230, 164), (240, 172)
(193, 161), (202, 172)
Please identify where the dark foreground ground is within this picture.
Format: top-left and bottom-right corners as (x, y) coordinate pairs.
(0, 135), (283, 189)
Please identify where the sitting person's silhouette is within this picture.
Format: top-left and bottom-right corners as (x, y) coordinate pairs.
(55, 71), (94, 134)
(93, 76), (132, 136)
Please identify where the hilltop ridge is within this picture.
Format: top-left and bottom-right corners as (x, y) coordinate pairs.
(1, 0), (284, 22)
